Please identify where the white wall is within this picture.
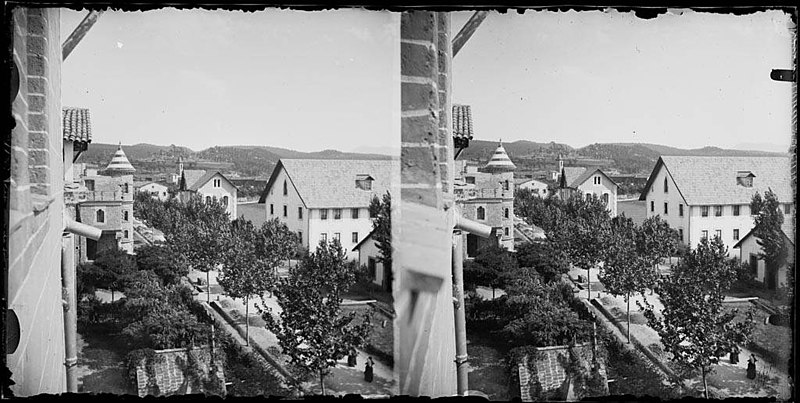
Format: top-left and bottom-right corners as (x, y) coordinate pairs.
(196, 173), (237, 220)
(518, 180), (548, 197)
(263, 168), (308, 244)
(576, 172), (618, 217)
(737, 234), (794, 287)
(644, 164), (691, 245)
(308, 207), (373, 261)
(137, 183), (169, 201)
(358, 236), (385, 287)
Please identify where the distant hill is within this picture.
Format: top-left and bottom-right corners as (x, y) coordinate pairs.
(77, 143), (393, 178)
(458, 140), (574, 161)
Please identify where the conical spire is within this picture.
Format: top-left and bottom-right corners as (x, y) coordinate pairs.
(484, 140), (516, 172)
(104, 142), (136, 176)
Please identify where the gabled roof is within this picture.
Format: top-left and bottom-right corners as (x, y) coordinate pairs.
(352, 228), (378, 251)
(258, 159), (396, 208)
(733, 227), (795, 249)
(180, 169), (206, 190)
(639, 156), (792, 205)
(62, 107), (92, 144)
(560, 167), (618, 189)
(186, 171), (237, 192)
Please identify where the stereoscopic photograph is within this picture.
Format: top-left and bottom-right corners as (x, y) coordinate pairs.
(4, 5), (796, 401)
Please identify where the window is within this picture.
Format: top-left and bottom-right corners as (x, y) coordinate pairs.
(321, 209), (328, 220)
(701, 230), (708, 240)
(206, 196), (212, 204)
(504, 227), (509, 236)
(96, 209), (105, 223)
(715, 230), (722, 240)
(320, 233), (327, 242)
(504, 208), (509, 219)
(368, 257), (377, 279)
(602, 193), (609, 206)
(585, 193), (592, 202)
(351, 208), (359, 219)
(477, 206), (486, 220)
(283, 205), (287, 217)
(85, 180), (95, 191)
(270, 204), (274, 215)
(352, 232), (359, 243)
(678, 228), (684, 241)
(664, 202), (668, 215)
(213, 179), (221, 187)
(333, 232), (341, 242)
(733, 229), (740, 241)
(663, 177), (668, 193)
(123, 210), (129, 221)
(732, 205), (740, 216)
(701, 206), (709, 217)
(503, 180), (509, 191)
(785, 204), (792, 214)
(124, 230), (129, 239)
(222, 196), (229, 207)
(283, 180), (288, 196)
(86, 239), (97, 260)
(334, 209), (342, 220)
(749, 254), (758, 275)
(679, 204), (684, 217)
(594, 176), (601, 185)
(465, 176), (475, 185)
(298, 207), (303, 219)
(650, 201), (655, 212)
(714, 205), (723, 217)
(123, 183), (130, 193)
(298, 231), (303, 242)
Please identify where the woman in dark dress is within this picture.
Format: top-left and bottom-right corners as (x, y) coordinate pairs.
(348, 348), (358, 367)
(746, 354), (757, 379)
(364, 357), (374, 382)
(729, 346), (739, 364)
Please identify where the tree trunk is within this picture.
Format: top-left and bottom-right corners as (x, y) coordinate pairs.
(245, 296), (250, 346)
(319, 369), (326, 395)
(587, 268), (591, 300)
(492, 287), (496, 299)
(626, 293), (631, 343)
(111, 289), (115, 302)
(701, 367), (708, 399)
(207, 270), (211, 303)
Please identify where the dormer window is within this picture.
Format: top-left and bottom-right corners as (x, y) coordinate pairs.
(355, 174), (374, 190)
(736, 171), (755, 187)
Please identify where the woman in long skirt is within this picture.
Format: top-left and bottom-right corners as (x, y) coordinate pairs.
(364, 357), (374, 382)
(746, 354), (757, 380)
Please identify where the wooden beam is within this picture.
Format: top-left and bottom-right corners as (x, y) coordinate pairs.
(62, 11), (104, 61)
(452, 11), (488, 58)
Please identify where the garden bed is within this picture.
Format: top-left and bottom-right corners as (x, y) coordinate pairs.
(75, 326), (135, 395)
(466, 331), (511, 401)
(341, 304), (393, 366)
(723, 302), (791, 372)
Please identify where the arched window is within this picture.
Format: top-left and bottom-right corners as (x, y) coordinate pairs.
(222, 196), (229, 206)
(477, 206), (486, 220)
(504, 208), (509, 219)
(283, 180), (288, 196)
(96, 209), (105, 223)
(663, 177), (668, 193)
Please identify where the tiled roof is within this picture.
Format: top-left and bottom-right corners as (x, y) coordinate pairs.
(733, 227), (795, 249)
(639, 156), (792, 205)
(62, 107), (92, 143)
(133, 346), (225, 397)
(180, 170), (207, 190)
(186, 171), (237, 192)
(258, 159), (396, 208)
(518, 343), (608, 400)
(561, 167), (586, 188)
(453, 104), (473, 140)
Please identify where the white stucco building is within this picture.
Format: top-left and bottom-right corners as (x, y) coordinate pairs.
(176, 157), (238, 219)
(258, 159), (395, 260)
(352, 229), (389, 291)
(639, 156), (793, 258)
(516, 178), (549, 197)
(734, 228), (794, 290)
(554, 155), (619, 217)
(136, 182), (170, 201)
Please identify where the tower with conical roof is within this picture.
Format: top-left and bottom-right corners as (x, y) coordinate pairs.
(483, 140), (517, 173)
(104, 143), (136, 176)
(466, 140), (516, 252)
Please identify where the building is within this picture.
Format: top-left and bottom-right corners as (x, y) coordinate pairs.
(9, 8), (70, 395)
(258, 159), (394, 260)
(733, 228), (794, 290)
(136, 181), (170, 201)
(515, 178), (549, 197)
(639, 156), (793, 257)
(454, 141), (516, 257)
(352, 229), (390, 291)
(554, 155), (619, 217)
(175, 157), (238, 219)
(69, 145), (136, 259)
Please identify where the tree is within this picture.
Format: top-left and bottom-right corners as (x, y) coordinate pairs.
(219, 218), (289, 344)
(369, 192), (392, 282)
(168, 195), (231, 302)
(640, 237), (755, 398)
(135, 244), (189, 286)
(256, 218), (299, 278)
(515, 240), (570, 283)
(637, 216), (680, 274)
(87, 247), (138, 302)
(750, 189), (788, 290)
(468, 243), (518, 299)
(564, 196), (612, 299)
(599, 216), (658, 342)
(261, 240), (372, 395)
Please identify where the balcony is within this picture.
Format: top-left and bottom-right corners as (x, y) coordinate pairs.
(65, 189), (133, 204)
(454, 188), (513, 201)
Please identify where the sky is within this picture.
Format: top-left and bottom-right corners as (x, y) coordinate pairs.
(451, 9), (795, 152)
(61, 8), (399, 154)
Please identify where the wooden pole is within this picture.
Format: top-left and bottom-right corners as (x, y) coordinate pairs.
(62, 11), (104, 61)
(452, 11), (489, 58)
(452, 231), (469, 396)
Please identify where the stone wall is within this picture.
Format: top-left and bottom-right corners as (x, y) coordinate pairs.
(134, 346), (226, 397)
(7, 7), (67, 396)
